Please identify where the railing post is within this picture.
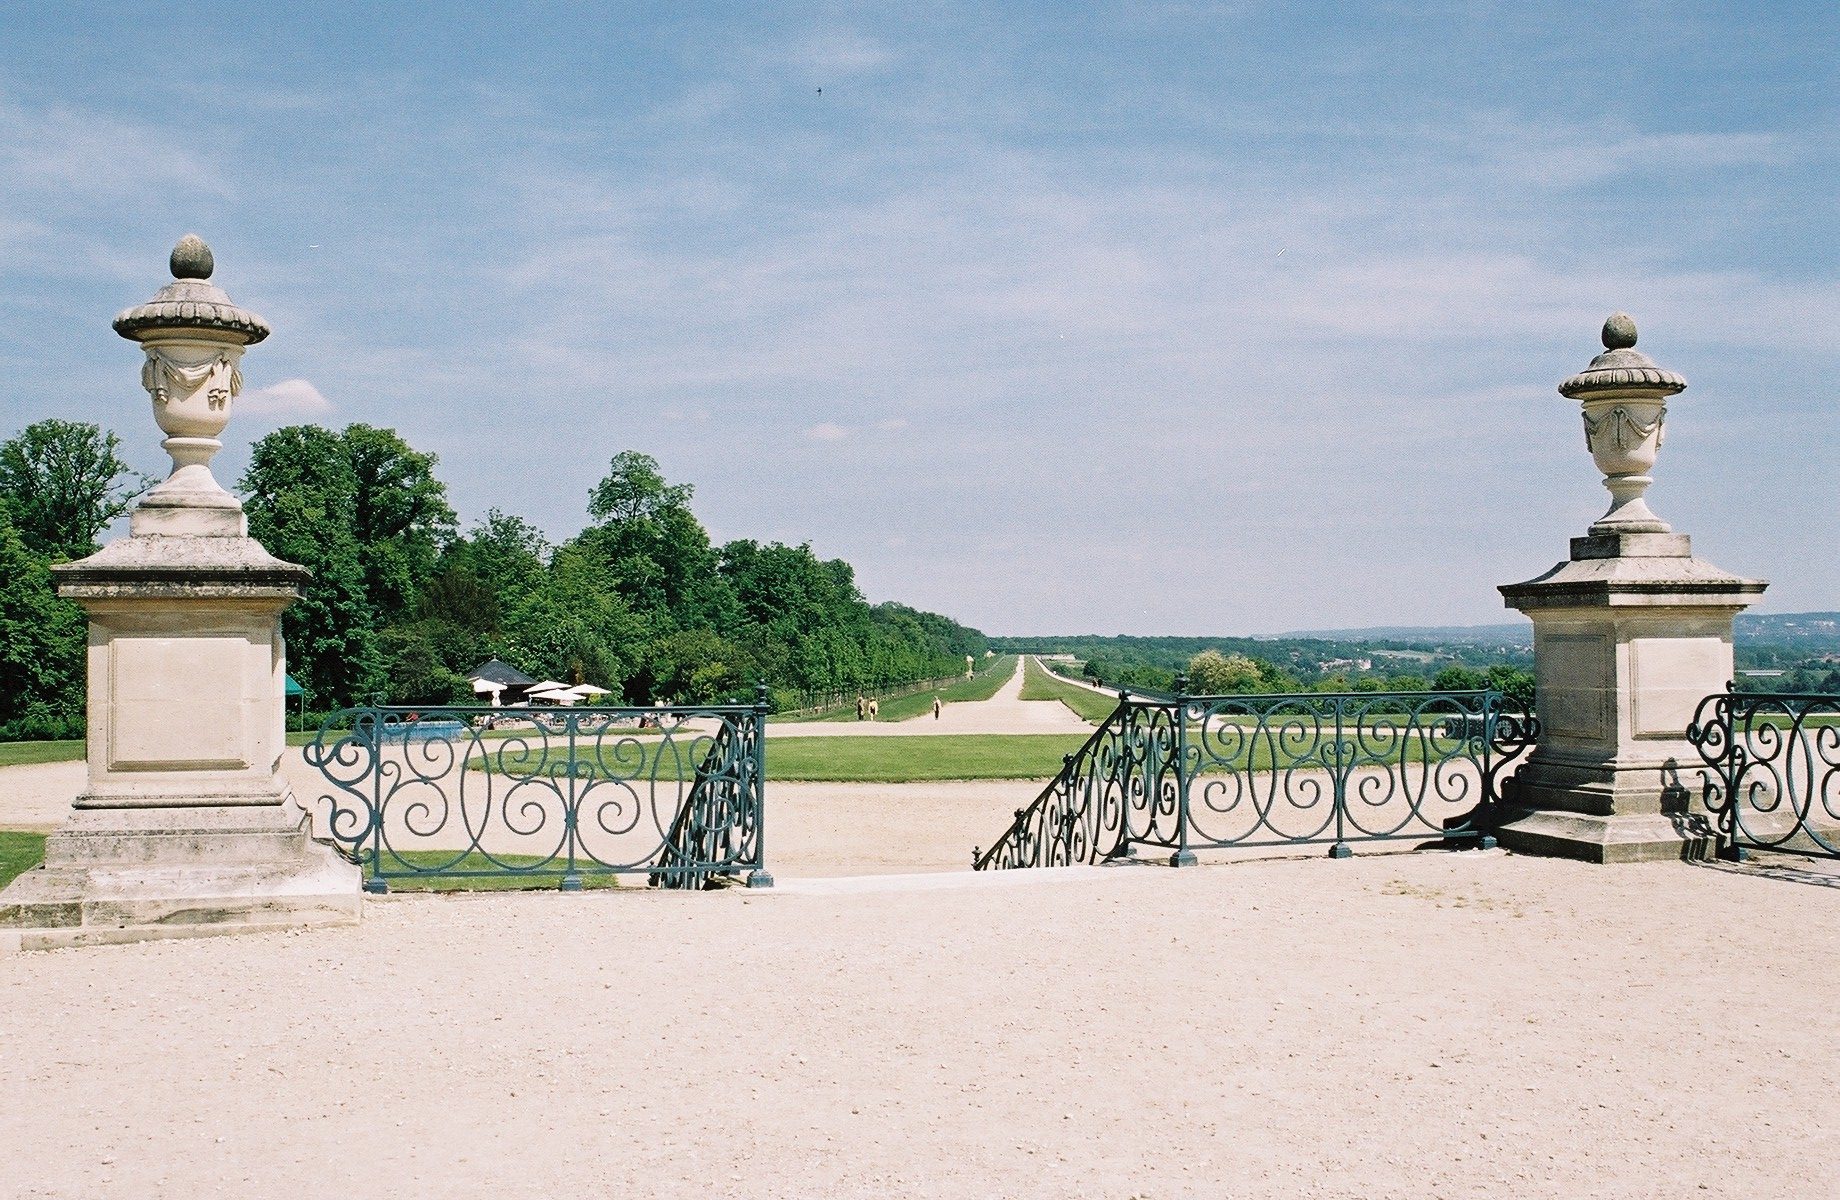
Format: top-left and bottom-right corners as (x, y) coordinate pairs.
(1715, 686), (1746, 863)
(1170, 675), (1196, 867)
(1476, 691), (1500, 850)
(362, 708), (389, 894)
(559, 710), (583, 891)
(1329, 695), (1352, 859)
(746, 681), (774, 888)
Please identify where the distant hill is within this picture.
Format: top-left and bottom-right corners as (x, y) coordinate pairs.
(1284, 613), (1840, 654)
(1275, 623), (1531, 646)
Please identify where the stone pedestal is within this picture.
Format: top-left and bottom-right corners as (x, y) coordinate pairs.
(1494, 313), (1766, 863)
(1496, 532), (1764, 862)
(0, 236), (359, 951)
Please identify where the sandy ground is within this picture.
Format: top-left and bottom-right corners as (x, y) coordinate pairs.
(3, 851), (1838, 1199)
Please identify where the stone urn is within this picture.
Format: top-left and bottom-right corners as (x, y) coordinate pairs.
(1561, 311), (1685, 534)
(112, 233), (271, 537)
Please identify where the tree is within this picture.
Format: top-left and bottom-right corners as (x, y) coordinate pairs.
(240, 426), (382, 707)
(0, 419), (148, 561)
(1186, 650), (1269, 695)
(241, 424), (454, 707)
(340, 424), (456, 624)
(443, 509), (550, 608)
(0, 506), (87, 735)
(1434, 665), (1487, 691)
(578, 451), (732, 631)
(588, 451), (692, 525)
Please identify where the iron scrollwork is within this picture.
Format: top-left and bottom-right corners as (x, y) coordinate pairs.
(303, 697), (770, 892)
(975, 689), (1537, 870)
(1689, 689), (1840, 860)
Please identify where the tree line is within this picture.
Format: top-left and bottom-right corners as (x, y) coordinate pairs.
(240, 426), (988, 712)
(0, 418), (987, 735)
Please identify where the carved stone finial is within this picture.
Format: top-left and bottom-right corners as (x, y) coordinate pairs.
(170, 234), (214, 280)
(1602, 311), (1637, 350)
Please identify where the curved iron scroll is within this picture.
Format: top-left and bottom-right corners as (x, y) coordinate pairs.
(302, 699), (768, 891)
(1689, 690), (1840, 859)
(974, 689), (1537, 870)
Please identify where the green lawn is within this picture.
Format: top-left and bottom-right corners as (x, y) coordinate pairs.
(1019, 657), (1124, 723)
(364, 850), (628, 891)
(0, 830), (47, 887)
(468, 732), (1091, 783)
(769, 733), (1091, 781)
(0, 740), (85, 767)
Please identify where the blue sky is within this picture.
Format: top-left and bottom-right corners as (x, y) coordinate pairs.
(2, 2), (1835, 634)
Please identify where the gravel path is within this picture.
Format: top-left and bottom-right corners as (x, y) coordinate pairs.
(3, 851), (1836, 1198)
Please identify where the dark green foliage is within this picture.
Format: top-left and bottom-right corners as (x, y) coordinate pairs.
(0, 506), (87, 738)
(0, 419), (147, 561)
(1010, 634), (1532, 697)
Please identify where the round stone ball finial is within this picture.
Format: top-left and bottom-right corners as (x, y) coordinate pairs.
(1602, 311), (1638, 350)
(169, 234), (214, 280)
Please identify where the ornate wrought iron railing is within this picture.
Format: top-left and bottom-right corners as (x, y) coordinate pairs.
(1688, 689), (1840, 860)
(975, 685), (1537, 870)
(303, 687), (770, 892)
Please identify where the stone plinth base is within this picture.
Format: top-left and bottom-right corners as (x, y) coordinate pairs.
(1494, 810), (1716, 864)
(0, 805), (360, 952)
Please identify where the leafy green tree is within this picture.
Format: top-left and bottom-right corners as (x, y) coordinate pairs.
(340, 424), (456, 624)
(1186, 650), (1268, 694)
(240, 426), (383, 707)
(647, 628), (752, 702)
(0, 507), (87, 735)
(579, 452), (733, 631)
(377, 625), (473, 707)
(1434, 665), (1487, 691)
(442, 509), (550, 609)
(501, 545), (647, 696)
(241, 424), (457, 706)
(1486, 664), (1536, 707)
(0, 419), (148, 560)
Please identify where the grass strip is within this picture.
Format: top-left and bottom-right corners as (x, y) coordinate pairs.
(769, 733), (1092, 781)
(1019, 657), (1123, 723)
(0, 830), (47, 887)
(0, 741), (85, 767)
(364, 849), (627, 891)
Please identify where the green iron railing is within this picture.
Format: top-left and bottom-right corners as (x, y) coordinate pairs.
(975, 682), (1538, 870)
(303, 686), (771, 892)
(1688, 689), (1840, 861)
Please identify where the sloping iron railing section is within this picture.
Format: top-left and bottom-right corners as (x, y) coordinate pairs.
(972, 695), (1174, 870)
(975, 688), (1537, 870)
(649, 716), (769, 889)
(303, 691), (770, 892)
(1688, 690), (1840, 860)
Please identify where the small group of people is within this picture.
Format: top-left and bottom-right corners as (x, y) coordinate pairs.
(851, 693), (945, 720)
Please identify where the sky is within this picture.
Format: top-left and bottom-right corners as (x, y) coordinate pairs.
(1, 2), (1835, 636)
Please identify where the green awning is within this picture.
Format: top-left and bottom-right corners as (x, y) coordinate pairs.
(284, 674), (305, 698)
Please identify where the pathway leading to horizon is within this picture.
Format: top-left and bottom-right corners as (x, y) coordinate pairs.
(769, 656), (1094, 738)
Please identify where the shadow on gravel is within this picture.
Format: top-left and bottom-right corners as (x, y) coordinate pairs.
(1691, 854), (1840, 890)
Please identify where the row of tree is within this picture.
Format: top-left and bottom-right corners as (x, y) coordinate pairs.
(1071, 648), (1535, 705)
(237, 427), (987, 711)
(0, 418), (987, 732)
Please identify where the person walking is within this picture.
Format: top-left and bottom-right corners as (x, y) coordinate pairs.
(932, 696), (942, 720)
(856, 694), (866, 721)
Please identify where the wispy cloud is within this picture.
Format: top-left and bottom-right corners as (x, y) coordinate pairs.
(787, 30), (894, 77)
(1, 9), (1833, 634)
